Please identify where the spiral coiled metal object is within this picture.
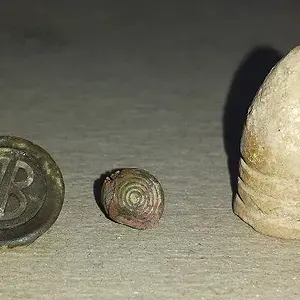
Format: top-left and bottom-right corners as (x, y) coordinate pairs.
(101, 168), (164, 229)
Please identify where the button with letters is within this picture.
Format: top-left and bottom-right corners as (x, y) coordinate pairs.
(0, 136), (65, 247)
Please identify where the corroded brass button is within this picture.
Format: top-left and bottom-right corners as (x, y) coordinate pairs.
(101, 168), (164, 229)
(0, 136), (65, 247)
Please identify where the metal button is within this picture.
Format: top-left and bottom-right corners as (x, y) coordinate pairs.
(0, 136), (65, 247)
(100, 168), (164, 229)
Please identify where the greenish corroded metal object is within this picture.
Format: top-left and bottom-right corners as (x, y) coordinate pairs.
(101, 168), (165, 229)
(0, 136), (65, 247)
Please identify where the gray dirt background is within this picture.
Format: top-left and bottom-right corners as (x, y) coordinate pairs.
(0, 1), (300, 299)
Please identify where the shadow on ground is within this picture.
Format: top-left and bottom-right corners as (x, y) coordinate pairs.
(223, 45), (283, 203)
(93, 168), (121, 222)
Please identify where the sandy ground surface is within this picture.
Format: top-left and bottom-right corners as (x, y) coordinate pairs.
(0, 1), (300, 299)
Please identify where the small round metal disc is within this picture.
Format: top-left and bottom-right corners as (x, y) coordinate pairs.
(0, 136), (65, 247)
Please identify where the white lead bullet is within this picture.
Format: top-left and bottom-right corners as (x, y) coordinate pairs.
(234, 46), (300, 239)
